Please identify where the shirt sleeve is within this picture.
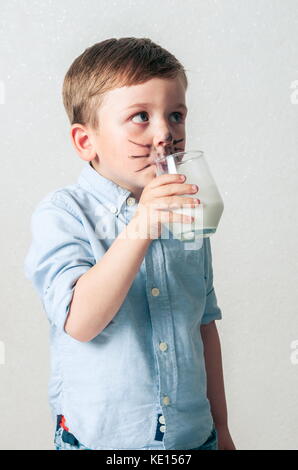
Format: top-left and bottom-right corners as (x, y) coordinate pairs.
(200, 237), (222, 325)
(24, 194), (95, 333)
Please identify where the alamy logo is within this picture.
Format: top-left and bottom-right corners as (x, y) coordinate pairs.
(0, 341), (5, 365)
(0, 81), (5, 104)
(290, 79), (298, 104)
(92, 201), (203, 250)
(290, 339), (298, 365)
(94, 204), (117, 239)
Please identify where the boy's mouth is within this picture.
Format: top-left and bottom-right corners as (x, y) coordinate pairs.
(128, 138), (185, 172)
(128, 138), (184, 157)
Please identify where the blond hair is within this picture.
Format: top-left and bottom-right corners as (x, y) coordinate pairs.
(62, 37), (188, 131)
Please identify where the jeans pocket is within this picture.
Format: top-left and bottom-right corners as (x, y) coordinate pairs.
(196, 425), (218, 450)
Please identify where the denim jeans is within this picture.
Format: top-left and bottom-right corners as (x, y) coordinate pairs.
(54, 415), (218, 451)
(189, 425), (218, 450)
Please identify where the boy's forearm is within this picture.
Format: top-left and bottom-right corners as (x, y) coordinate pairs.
(200, 321), (228, 427)
(64, 216), (152, 342)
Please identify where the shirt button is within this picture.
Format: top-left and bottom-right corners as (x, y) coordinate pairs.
(110, 205), (118, 214)
(163, 396), (170, 406)
(151, 287), (160, 296)
(160, 425), (166, 433)
(159, 342), (168, 352)
(159, 415), (165, 425)
(126, 197), (136, 206)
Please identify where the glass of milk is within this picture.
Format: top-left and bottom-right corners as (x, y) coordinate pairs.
(154, 150), (224, 241)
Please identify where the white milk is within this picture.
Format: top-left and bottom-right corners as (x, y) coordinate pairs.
(166, 158), (224, 241)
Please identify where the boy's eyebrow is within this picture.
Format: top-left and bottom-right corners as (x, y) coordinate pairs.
(124, 102), (188, 111)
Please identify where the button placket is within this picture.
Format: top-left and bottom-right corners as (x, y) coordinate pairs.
(159, 342), (168, 352)
(162, 396), (170, 406)
(126, 196), (136, 206)
(159, 415), (165, 425)
(109, 205), (118, 215)
(151, 287), (160, 297)
(155, 413), (166, 441)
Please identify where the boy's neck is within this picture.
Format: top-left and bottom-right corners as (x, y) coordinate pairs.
(89, 159), (142, 202)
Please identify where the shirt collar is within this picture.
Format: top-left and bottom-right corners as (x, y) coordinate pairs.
(78, 161), (134, 216)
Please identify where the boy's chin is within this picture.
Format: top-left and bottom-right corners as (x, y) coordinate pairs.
(131, 165), (158, 193)
(139, 170), (157, 185)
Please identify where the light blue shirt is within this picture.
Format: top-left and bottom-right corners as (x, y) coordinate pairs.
(24, 161), (222, 450)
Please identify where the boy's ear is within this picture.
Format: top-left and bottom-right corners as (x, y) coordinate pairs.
(69, 124), (97, 163)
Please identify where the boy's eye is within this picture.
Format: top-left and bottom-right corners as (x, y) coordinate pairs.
(131, 111), (184, 124)
(131, 111), (149, 123)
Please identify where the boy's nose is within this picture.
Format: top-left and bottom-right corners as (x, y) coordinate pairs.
(149, 132), (174, 161)
(153, 132), (172, 147)
(152, 143), (174, 159)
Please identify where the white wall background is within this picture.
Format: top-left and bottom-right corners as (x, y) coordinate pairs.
(0, 0), (297, 450)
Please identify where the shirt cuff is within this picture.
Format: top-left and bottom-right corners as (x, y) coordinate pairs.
(201, 287), (222, 325)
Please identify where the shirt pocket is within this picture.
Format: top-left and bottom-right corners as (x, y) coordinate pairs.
(162, 238), (206, 312)
(172, 240), (205, 279)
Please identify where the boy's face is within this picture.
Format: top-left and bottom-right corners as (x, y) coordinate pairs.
(71, 76), (187, 201)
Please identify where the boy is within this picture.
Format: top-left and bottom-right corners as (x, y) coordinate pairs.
(24, 37), (236, 450)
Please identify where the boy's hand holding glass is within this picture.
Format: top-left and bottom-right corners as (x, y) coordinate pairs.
(154, 150), (224, 241)
(130, 173), (200, 240)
